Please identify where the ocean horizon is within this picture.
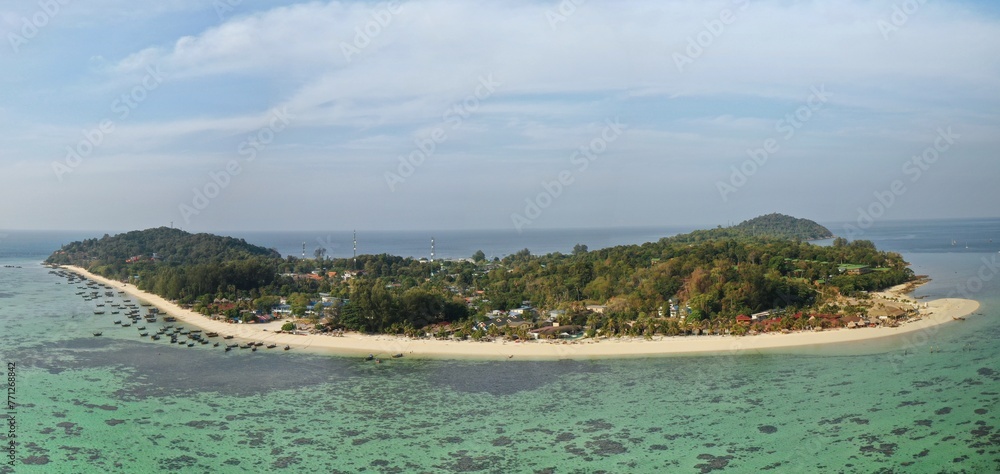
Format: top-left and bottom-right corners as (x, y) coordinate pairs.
(5, 216), (1000, 260)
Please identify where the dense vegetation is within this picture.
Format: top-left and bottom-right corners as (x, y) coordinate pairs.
(673, 213), (834, 243)
(47, 215), (912, 338)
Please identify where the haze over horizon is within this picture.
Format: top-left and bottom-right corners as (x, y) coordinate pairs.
(2, 1), (999, 233)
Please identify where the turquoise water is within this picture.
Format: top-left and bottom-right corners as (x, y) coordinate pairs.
(1, 221), (999, 473)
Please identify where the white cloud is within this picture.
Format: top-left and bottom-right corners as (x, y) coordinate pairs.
(3, 0), (1000, 230)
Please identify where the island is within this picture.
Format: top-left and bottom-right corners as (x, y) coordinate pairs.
(45, 214), (980, 359)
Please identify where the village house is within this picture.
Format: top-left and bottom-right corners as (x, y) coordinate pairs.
(838, 264), (872, 275)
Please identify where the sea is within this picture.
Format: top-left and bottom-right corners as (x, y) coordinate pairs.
(0, 219), (998, 473)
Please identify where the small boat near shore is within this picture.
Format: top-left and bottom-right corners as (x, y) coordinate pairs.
(93, 332), (102, 337)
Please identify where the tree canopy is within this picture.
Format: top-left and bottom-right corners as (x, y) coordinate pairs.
(45, 214), (910, 337)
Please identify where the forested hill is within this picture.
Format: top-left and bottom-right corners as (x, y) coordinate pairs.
(46, 227), (280, 267)
(41, 215), (911, 337)
(671, 214), (833, 243)
(734, 213), (833, 240)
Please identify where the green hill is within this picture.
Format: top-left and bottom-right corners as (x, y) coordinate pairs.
(44, 216), (909, 337)
(672, 213), (833, 243)
(733, 213), (833, 241)
(46, 227), (280, 266)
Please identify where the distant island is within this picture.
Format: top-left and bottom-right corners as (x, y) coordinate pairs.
(46, 214), (933, 343)
(689, 213), (834, 241)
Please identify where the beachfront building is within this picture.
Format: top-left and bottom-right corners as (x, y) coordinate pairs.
(477, 316), (531, 331)
(838, 264), (872, 275)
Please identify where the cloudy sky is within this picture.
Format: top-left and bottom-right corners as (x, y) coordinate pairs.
(1, 0), (998, 232)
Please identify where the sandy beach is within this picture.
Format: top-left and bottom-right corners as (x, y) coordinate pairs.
(64, 265), (982, 360)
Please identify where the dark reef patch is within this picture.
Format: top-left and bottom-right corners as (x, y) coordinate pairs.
(694, 454), (733, 473)
(555, 432), (576, 443)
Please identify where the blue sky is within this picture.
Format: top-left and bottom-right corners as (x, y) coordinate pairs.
(1, 0), (998, 232)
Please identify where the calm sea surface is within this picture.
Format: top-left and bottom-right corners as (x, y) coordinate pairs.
(0, 220), (998, 473)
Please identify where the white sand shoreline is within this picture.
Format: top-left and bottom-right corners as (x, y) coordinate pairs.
(62, 265), (982, 360)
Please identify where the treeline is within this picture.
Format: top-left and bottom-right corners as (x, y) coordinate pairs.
(337, 280), (469, 334)
(47, 227), (280, 268)
(45, 215), (913, 336)
(667, 214), (834, 244)
(472, 235), (912, 322)
(732, 213), (834, 240)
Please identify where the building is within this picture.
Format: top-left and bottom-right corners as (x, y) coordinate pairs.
(838, 264), (872, 275)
